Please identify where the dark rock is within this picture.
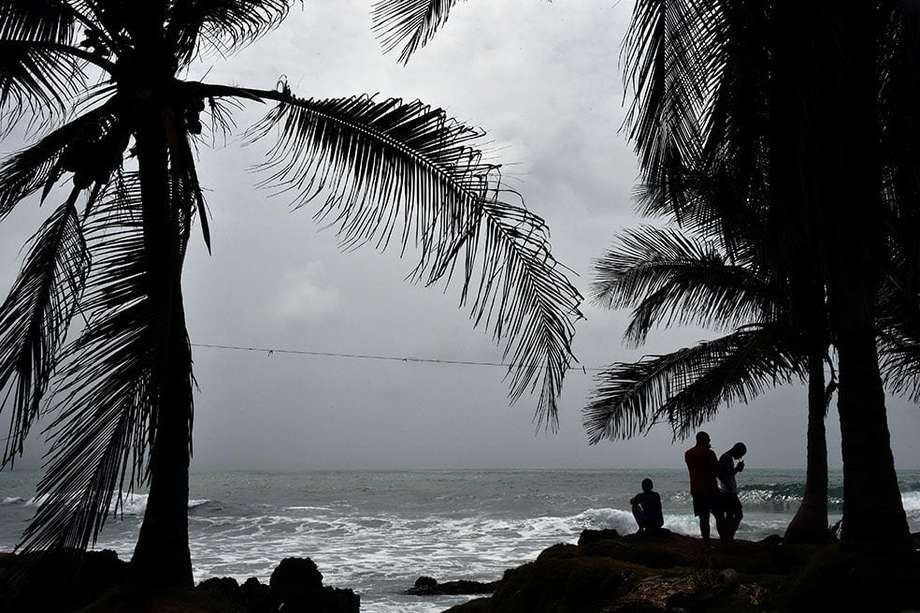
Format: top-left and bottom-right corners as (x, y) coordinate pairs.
(578, 528), (620, 546)
(241, 577), (274, 613)
(313, 586), (360, 613)
(759, 534), (784, 546)
(0, 548), (128, 613)
(414, 576), (438, 590)
(196, 577), (244, 610)
(405, 575), (500, 595)
(719, 568), (739, 587)
(198, 576), (241, 593)
(268, 557), (358, 613)
(270, 557), (324, 599)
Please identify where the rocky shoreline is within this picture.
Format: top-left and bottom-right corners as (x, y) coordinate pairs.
(2, 531), (919, 612)
(443, 529), (920, 612)
(0, 550), (358, 613)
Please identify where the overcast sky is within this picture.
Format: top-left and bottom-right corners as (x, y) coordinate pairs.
(2, 0), (919, 471)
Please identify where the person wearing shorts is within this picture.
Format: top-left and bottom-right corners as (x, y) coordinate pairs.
(685, 431), (723, 547)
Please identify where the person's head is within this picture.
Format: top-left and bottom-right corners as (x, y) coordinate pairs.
(731, 442), (747, 459)
(641, 478), (654, 492)
(695, 431), (711, 448)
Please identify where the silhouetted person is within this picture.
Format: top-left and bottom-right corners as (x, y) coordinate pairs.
(630, 478), (664, 533)
(685, 431), (723, 547)
(718, 442), (746, 545)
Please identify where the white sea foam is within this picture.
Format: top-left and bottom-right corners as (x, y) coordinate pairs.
(902, 491), (920, 513)
(11, 492), (209, 514)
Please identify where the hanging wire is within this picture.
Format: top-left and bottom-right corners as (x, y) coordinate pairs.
(191, 342), (604, 373)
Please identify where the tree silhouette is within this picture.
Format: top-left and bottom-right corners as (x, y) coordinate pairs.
(0, 0), (582, 587)
(587, 224), (920, 543)
(618, 0), (920, 549)
(586, 225), (836, 543)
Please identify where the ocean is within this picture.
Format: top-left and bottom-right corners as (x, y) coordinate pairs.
(2, 469), (920, 612)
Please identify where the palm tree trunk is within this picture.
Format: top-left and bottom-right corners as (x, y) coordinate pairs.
(128, 107), (194, 588)
(773, 1), (910, 550)
(784, 349), (829, 543)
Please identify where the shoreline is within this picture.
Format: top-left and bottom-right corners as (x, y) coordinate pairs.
(3, 531), (919, 612)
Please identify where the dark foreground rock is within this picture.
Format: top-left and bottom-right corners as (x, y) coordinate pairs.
(0, 548), (127, 612)
(0, 551), (358, 613)
(405, 575), (500, 595)
(447, 529), (920, 613)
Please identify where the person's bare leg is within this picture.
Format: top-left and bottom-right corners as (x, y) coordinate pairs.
(700, 512), (711, 547)
(632, 504), (645, 534)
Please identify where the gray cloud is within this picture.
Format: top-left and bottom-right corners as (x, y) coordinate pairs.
(1, 0), (918, 472)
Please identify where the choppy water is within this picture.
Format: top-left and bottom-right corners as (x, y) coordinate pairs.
(2, 469), (920, 612)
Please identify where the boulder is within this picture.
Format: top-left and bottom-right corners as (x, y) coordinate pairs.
(241, 577), (274, 613)
(405, 575), (500, 595)
(578, 528), (621, 546)
(268, 557), (358, 613)
(0, 548), (128, 612)
(270, 557), (324, 600)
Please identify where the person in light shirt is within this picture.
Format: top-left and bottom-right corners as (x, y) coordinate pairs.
(717, 442), (747, 546)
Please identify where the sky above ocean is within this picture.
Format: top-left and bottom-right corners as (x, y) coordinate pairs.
(1, 1), (919, 472)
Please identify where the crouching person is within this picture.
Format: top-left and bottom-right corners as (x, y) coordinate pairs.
(630, 478), (664, 534)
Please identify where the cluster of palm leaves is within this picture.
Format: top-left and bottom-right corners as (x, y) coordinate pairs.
(584, 220), (920, 541)
(584, 0), (920, 546)
(0, 0), (582, 586)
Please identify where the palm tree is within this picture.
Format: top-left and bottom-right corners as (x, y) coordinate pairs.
(617, 0), (920, 549)
(585, 224), (835, 543)
(587, 224), (920, 543)
(0, 0), (583, 588)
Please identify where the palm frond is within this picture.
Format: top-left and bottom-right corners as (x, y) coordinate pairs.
(584, 324), (805, 444)
(0, 39), (89, 132)
(168, 0), (293, 63)
(371, 0), (462, 64)
(248, 92), (583, 429)
(593, 225), (777, 345)
(19, 172), (156, 552)
(879, 325), (920, 402)
(0, 0), (78, 44)
(622, 0), (723, 191)
(0, 101), (119, 220)
(0, 188), (89, 466)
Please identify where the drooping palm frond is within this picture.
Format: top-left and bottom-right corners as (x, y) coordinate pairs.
(879, 1), (920, 299)
(372, 0), (462, 64)
(19, 173), (157, 552)
(584, 324), (805, 444)
(245, 91), (583, 429)
(0, 101), (120, 219)
(593, 225), (778, 345)
(622, 0), (724, 200)
(879, 321), (920, 402)
(168, 0), (294, 63)
(0, 40), (89, 130)
(0, 188), (89, 466)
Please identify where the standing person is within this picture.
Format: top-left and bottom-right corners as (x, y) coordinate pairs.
(718, 443), (747, 545)
(685, 431), (722, 547)
(630, 478), (664, 534)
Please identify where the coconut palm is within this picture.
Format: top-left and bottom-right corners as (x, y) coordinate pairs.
(0, 0), (583, 588)
(617, 0), (920, 548)
(585, 224), (836, 543)
(586, 224), (920, 543)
